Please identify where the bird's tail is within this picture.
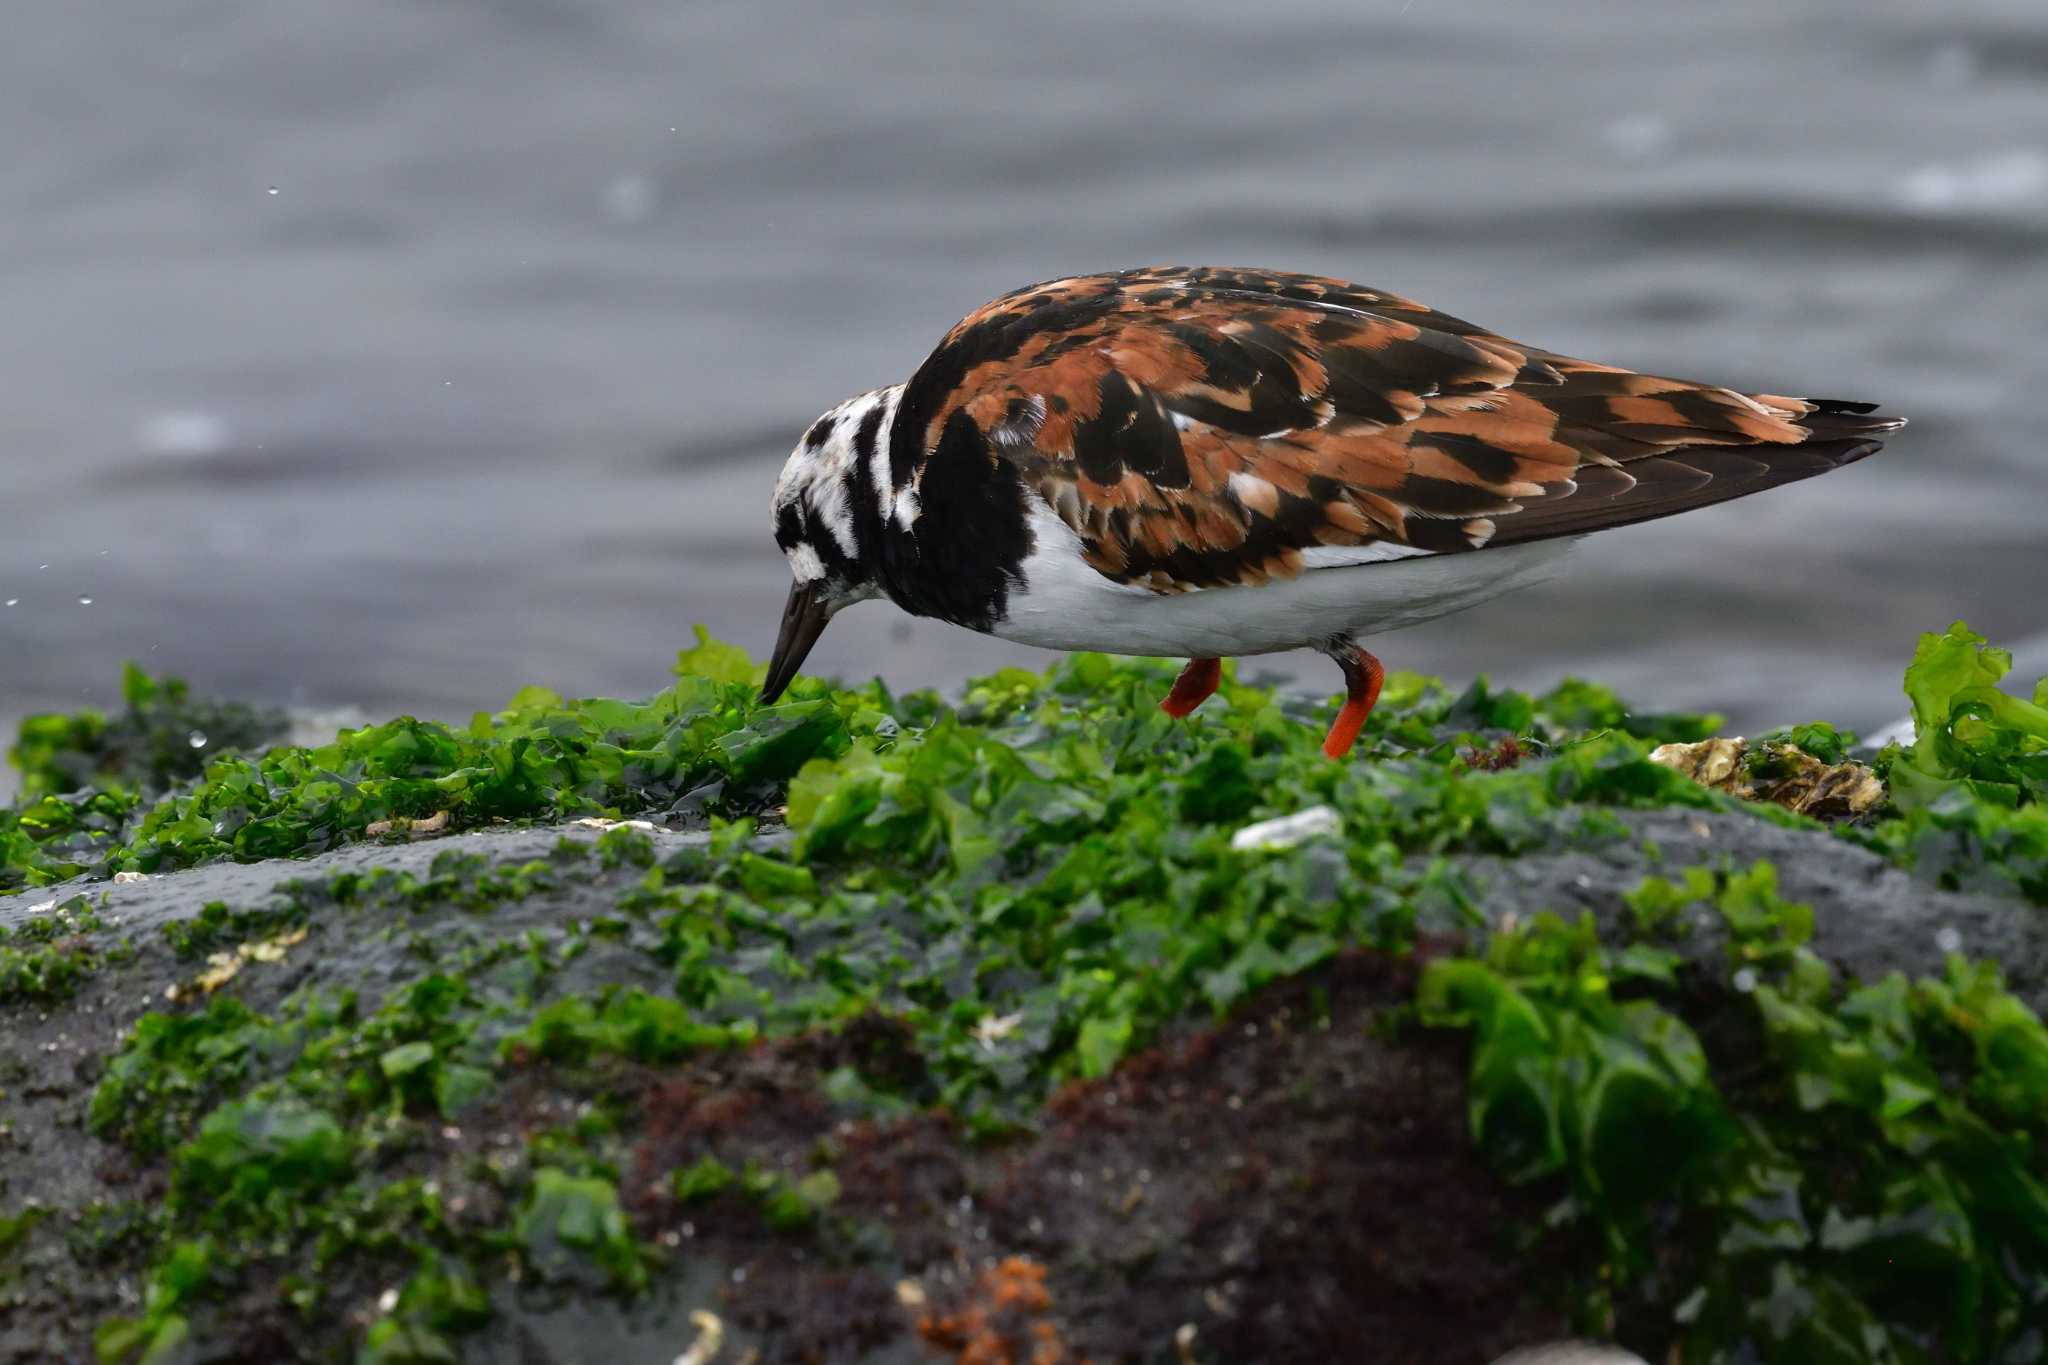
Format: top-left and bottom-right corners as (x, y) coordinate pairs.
(1765, 394), (1908, 442)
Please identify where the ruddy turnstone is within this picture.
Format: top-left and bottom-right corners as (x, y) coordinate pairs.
(761, 266), (1903, 757)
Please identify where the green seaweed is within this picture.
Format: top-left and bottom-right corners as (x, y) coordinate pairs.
(8, 622), (2048, 1362)
(60, 643), (1726, 1354)
(94, 1239), (212, 1365)
(515, 1168), (647, 1292)
(0, 893), (121, 1006)
(1857, 623), (2048, 903)
(1755, 720), (1859, 766)
(668, 1155), (840, 1232)
(2, 652), (871, 892)
(10, 663), (288, 804)
(1890, 621), (2048, 808)
(1421, 863), (2048, 1359)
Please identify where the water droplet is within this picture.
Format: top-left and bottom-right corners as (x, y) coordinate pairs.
(1732, 968), (1758, 994)
(98, 549), (109, 557)
(37, 564), (49, 571)
(1935, 926), (1962, 954)
(267, 185), (280, 196)
(3, 599), (15, 607)
(442, 379), (453, 387)
(188, 731), (209, 749)
(78, 595), (93, 605)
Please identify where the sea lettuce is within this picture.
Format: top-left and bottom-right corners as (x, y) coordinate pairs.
(1889, 621), (2048, 810)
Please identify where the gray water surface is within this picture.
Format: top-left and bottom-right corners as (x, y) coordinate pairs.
(4, 1), (2045, 769)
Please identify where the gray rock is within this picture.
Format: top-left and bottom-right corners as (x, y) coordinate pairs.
(1457, 807), (2048, 1009)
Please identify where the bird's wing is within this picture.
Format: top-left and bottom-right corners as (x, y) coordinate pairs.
(891, 265), (1902, 592)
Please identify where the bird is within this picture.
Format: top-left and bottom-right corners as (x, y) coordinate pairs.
(759, 266), (1903, 758)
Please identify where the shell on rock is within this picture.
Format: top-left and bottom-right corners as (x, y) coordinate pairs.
(1650, 737), (1883, 819)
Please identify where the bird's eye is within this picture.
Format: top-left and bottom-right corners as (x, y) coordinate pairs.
(774, 504), (806, 551)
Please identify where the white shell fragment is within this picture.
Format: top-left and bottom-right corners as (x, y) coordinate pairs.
(671, 1309), (725, 1365)
(973, 1011), (1026, 1051)
(1230, 805), (1341, 852)
(1491, 1343), (1648, 1365)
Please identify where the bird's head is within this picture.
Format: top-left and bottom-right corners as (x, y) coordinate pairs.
(760, 385), (902, 703)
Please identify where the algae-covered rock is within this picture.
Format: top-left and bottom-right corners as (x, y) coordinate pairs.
(3, 629), (2047, 1363)
(0, 824), (1575, 1362)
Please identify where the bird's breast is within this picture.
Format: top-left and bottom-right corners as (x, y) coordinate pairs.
(990, 502), (1579, 656)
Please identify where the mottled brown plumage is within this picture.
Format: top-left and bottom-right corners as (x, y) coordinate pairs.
(906, 265), (1900, 593)
(764, 265), (1903, 757)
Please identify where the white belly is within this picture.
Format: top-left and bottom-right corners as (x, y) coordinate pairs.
(991, 504), (1578, 656)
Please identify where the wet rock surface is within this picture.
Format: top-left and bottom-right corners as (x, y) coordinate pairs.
(1457, 806), (2048, 1010)
(4, 803), (2037, 1362)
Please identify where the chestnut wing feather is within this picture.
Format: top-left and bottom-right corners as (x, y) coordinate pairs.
(894, 266), (1900, 593)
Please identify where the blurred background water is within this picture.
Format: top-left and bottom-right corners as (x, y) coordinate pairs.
(4, 0), (2046, 795)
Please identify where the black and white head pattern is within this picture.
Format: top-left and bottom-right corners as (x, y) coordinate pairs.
(770, 385), (903, 604)
(770, 379), (1038, 632)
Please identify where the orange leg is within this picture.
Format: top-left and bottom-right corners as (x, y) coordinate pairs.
(1159, 657), (1222, 718)
(1321, 643), (1386, 759)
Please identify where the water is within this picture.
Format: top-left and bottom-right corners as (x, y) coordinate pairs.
(4, 0), (2046, 787)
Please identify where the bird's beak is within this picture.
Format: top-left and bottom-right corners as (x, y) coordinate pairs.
(759, 580), (831, 704)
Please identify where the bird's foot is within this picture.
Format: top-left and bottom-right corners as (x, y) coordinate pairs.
(1159, 657), (1223, 718)
(1321, 643), (1386, 759)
